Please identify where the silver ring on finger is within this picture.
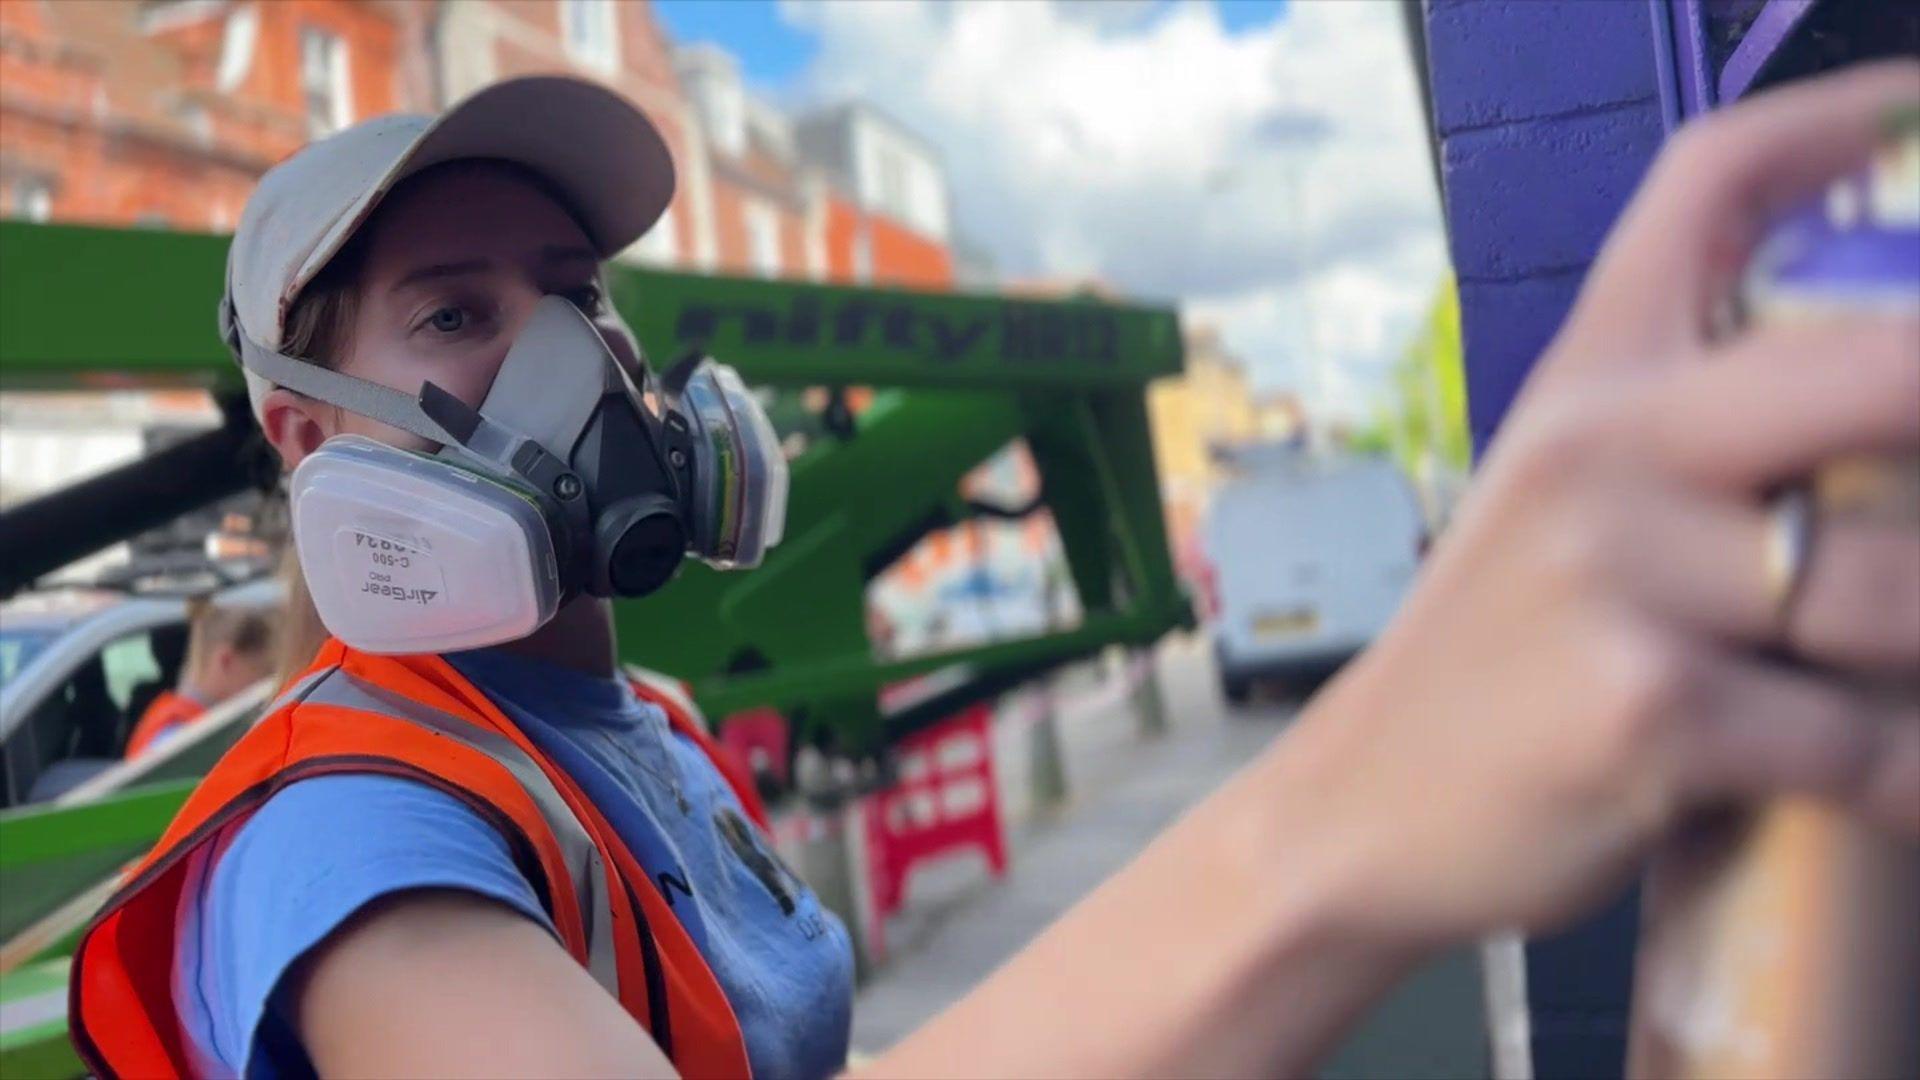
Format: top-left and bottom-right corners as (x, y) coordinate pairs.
(1763, 486), (1817, 639)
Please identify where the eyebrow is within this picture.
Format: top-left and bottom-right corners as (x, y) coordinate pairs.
(389, 247), (598, 293)
(541, 245), (598, 268)
(392, 258), (493, 290)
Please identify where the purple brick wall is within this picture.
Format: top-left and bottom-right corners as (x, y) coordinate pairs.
(1442, 106), (1666, 280)
(1427, 0), (1664, 131)
(1429, 0), (1667, 454)
(1458, 268), (1583, 444)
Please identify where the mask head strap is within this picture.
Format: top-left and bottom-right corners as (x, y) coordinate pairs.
(232, 331), (463, 449)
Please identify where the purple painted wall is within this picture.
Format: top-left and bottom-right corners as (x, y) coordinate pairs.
(1425, 0), (1669, 450)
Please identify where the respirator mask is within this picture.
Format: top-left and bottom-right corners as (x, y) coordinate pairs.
(228, 295), (788, 654)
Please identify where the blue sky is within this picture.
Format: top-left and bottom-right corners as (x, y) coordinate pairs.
(651, 0), (1291, 96)
(1211, 0), (1291, 33)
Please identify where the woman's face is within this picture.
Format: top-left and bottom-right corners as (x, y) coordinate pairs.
(261, 161), (645, 465)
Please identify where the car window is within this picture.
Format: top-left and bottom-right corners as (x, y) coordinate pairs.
(0, 627), (58, 686)
(100, 631), (164, 714)
(0, 626), (181, 806)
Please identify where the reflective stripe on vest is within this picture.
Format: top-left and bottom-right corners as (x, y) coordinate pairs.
(293, 666), (622, 999)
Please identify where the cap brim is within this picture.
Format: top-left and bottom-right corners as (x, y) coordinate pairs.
(295, 76), (675, 294)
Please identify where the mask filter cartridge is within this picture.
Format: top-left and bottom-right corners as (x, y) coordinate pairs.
(289, 435), (562, 654)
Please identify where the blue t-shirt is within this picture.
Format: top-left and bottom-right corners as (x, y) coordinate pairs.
(171, 648), (854, 1079)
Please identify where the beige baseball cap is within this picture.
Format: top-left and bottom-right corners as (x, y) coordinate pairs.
(222, 75), (675, 413)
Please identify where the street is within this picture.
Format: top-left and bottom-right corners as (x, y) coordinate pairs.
(849, 633), (1491, 1078)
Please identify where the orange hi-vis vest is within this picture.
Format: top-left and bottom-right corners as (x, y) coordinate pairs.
(124, 690), (205, 759)
(71, 639), (765, 1079)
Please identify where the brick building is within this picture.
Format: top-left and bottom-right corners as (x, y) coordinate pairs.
(801, 103), (953, 289)
(678, 43), (954, 289)
(0, 0), (430, 231)
(675, 43), (808, 278)
(0, 0), (954, 288)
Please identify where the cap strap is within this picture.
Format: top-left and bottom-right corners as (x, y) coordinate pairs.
(236, 334), (459, 448)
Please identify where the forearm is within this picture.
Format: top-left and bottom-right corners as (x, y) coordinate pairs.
(863, 691), (1427, 1078)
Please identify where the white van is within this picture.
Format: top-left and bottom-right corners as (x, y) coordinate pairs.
(1203, 449), (1425, 704)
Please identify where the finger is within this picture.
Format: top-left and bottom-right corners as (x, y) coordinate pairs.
(1634, 496), (1920, 672)
(1858, 711), (1920, 837)
(1861, 714), (1920, 838)
(1555, 59), (1919, 366)
(1645, 316), (1920, 491)
(1784, 516), (1920, 673)
(1678, 658), (1914, 829)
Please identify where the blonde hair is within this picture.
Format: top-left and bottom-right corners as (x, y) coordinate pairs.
(184, 596), (276, 679)
(269, 236), (363, 687)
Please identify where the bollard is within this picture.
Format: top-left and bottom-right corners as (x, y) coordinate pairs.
(1131, 647), (1169, 737)
(1026, 681), (1070, 812)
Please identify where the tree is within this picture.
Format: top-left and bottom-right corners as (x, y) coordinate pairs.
(1365, 276), (1469, 521)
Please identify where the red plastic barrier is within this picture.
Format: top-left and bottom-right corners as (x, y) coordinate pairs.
(717, 707), (791, 790)
(860, 703), (1008, 958)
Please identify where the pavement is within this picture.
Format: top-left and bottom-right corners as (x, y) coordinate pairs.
(847, 632), (1491, 1078)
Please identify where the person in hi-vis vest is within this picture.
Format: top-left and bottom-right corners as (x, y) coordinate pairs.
(123, 600), (274, 760)
(72, 64), (1918, 1079)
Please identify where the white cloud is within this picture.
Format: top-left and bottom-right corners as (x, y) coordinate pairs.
(778, 0), (1448, 419)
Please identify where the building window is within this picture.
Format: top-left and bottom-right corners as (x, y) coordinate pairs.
(561, 0), (620, 75)
(300, 28), (352, 137)
(11, 177), (53, 222)
(745, 199), (781, 279)
(909, 161), (948, 241)
(878, 146), (910, 223)
(215, 3), (259, 92)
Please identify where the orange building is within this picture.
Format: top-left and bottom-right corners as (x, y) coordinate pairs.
(800, 103), (953, 290)
(677, 44), (808, 278)
(678, 45), (954, 289)
(676, 43), (818, 282)
(2, 0), (954, 290)
(0, 0), (429, 232)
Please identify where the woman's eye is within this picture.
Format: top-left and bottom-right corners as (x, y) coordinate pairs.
(563, 285), (603, 313)
(410, 295), (494, 341)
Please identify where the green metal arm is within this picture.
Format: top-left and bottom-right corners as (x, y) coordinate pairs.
(0, 222), (1181, 391)
(0, 779), (194, 872)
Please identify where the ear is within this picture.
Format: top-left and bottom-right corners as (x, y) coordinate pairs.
(260, 387), (335, 470)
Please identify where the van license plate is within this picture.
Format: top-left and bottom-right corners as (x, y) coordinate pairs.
(1253, 609), (1318, 639)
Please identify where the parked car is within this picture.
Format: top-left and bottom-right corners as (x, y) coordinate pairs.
(0, 579), (280, 807)
(1204, 449), (1425, 704)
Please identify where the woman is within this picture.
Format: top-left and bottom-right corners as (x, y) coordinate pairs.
(72, 64), (1917, 1078)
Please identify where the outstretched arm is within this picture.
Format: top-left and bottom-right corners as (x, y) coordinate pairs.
(867, 59), (1920, 1079)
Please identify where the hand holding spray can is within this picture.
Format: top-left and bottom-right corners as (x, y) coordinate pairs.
(1628, 108), (1920, 1080)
